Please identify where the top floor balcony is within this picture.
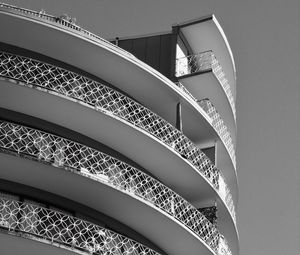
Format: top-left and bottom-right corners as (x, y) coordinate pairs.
(173, 15), (236, 104)
(175, 50), (236, 123)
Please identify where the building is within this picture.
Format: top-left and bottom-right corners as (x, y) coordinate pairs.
(0, 2), (238, 255)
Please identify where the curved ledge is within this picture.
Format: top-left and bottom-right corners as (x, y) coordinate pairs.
(0, 4), (236, 154)
(0, 51), (236, 222)
(0, 3), (133, 58)
(0, 194), (159, 255)
(211, 55), (236, 122)
(0, 121), (233, 255)
(211, 15), (236, 80)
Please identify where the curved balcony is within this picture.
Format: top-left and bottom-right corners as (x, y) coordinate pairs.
(0, 51), (236, 222)
(0, 5), (236, 103)
(198, 99), (236, 169)
(0, 121), (233, 255)
(175, 82), (236, 170)
(174, 15), (236, 102)
(0, 3), (133, 58)
(176, 51), (236, 123)
(0, 194), (159, 255)
(0, 3), (234, 165)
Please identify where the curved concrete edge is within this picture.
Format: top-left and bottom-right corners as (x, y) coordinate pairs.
(0, 10), (226, 157)
(0, 78), (237, 233)
(179, 73), (238, 184)
(0, 231), (80, 255)
(0, 79), (227, 210)
(211, 15), (237, 81)
(0, 153), (223, 255)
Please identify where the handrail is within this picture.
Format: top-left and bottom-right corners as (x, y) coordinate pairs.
(175, 51), (236, 121)
(0, 51), (236, 222)
(0, 121), (232, 255)
(0, 2), (133, 57)
(0, 193), (160, 255)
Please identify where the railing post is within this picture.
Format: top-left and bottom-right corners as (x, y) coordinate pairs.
(176, 102), (182, 131)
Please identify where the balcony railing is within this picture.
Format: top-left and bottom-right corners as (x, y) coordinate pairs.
(175, 82), (236, 172)
(0, 3), (133, 58)
(175, 51), (236, 121)
(0, 121), (232, 255)
(0, 3), (237, 123)
(212, 56), (236, 121)
(218, 236), (233, 255)
(198, 99), (236, 169)
(175, 50), (212, 77)
(219, 175), (236, 222)
(0, 51), (235, 222)
(0, 193), (160, 255)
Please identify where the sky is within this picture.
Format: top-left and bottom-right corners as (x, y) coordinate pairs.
(3, 0), (300, 254)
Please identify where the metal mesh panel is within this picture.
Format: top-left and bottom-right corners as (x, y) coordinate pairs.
(211, 55), (236, 121)
(0, 51), (220, 194)
(0, 121), (230, 253)
(198, 99), (236, 169)
(175, 51), (236, 121)
(0, 196), (159, 255)
(175, 51), (212, 77)
(173, 84), (236, 221)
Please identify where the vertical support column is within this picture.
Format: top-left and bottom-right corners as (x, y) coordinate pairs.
(176, 102), (182, 131)
(170, 26), (179, 81)
(215, 141), (219, 168)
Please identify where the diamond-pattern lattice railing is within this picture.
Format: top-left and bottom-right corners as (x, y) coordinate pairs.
(174, 82), (236, 221)
(175, 81), (236, 169)
(198, 99), (236, 221)
(0, 194), (160, 255)
(218, 235), (233, 255)
(218, 175), (236, 222)
(0, 51), (236, 223)
(0, 2), (132, 58)
(1, 52), (220, 194)
(211, 55), (236, 121)
(198, 99), (236, 169)
(0, 121), (233, 255)
(175, 51), (236, 121)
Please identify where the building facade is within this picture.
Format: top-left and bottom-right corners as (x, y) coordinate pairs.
(0, 2), (238, 255)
